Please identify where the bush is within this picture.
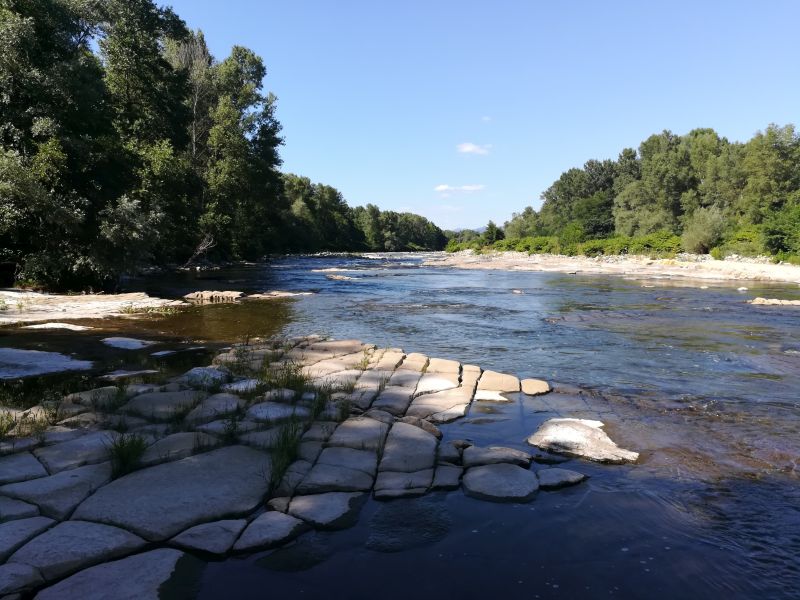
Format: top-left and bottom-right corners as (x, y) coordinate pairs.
(681, 207), (725, 254)
(627, 230), (683, 255)
(716, 225), (766, 257)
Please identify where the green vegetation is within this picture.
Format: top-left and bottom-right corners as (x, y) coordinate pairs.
(267, 419), (303, 493)
(0, 0), (445, 291)
(108, 433), (148, 478)
(448, 125), (800, 262)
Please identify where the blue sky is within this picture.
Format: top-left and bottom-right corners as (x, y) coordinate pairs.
(166, 0), (800, 230)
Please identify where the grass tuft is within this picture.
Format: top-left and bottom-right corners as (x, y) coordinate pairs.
(108, 433), (148, 478)
(268, 419), (303, 493)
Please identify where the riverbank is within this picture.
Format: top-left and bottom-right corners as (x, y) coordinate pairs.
(424, 250), (800, 284)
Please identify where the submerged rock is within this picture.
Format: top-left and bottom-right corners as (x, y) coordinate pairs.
(526, 418), (639, 463)
(233, 511), (308, 552)
(288, 492), (365, 529)
(101, 337), (154, 350)
(462, 445), (532, 468)
(536, 467), (587, 490)
(462, 463), (539, 502)
(379, 422), (437, 473)
(0, 348), (93, 378)
(366, 497), (451, 552)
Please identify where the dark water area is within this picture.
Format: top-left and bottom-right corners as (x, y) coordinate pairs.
(2, 253), (799, 598)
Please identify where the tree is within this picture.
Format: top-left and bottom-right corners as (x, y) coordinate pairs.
(483, 221), (504, 244)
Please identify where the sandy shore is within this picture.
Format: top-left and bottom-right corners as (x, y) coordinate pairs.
(423, 251), (800, 285)
(0, 290), (184, 326)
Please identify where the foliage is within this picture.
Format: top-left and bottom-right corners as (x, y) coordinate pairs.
(108, 433), (148, 478)
(681, 206), (725, 254)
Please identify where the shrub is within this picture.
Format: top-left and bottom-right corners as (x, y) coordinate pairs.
(108, 433), (148, 478)
(627, 230), (682, 255)
(681, 207), (725, 254)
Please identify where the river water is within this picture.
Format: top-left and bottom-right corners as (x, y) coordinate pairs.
(2, 253), (799, 599)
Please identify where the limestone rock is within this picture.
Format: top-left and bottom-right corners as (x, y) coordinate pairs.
(326, 417), (389, 451)
(379, 422), (437, 473)
(397, 352), (428, 371)
(387, 370), (423, 388)
(246, 401), (310, 423)
(0, 516), (54, 562)
(221, 379), (260, 394)
(371, 387), (414, 416)
(0, 563), (43, 596)
(139, 432), (218, 467)
(476, 370), (520, 393)
(373, 469), (433, 499)
(462, 463), (539, 502)
(33, 431), (117, 473)
(317, 447), (377, 476)
(9, 520), (145, 581)
(431, 464), (462, 490)
(185, 393), (243, 424)
(66, 387), (120, 409)
(526, 418), (639, 463)
(34, 548), (199, 600)
(473, 389), (512, 403)
(288, 492), (365, 529)
(301, 421), (338, 442)
(0, 496), (39, 522)
(414, 372), (460, 397)
(406, 387), (473, 423)
(184, 290), (244, 303)
(185, 367), (230, 389)
(0, 462), (111, 520)
(295, 463), (374, 494)
(72, 446), (269, 541)
(170, 519), (247, 555)
(121, 391), (206, 421)
(233, 511), (308, 552)
(536, 467), (587, 490)
(397, 416), (442, 439)
(462, 445), (532, 468)
(361, 409), (395, 425)
(426, 358), (460, 374)
(0, 453), (47, 485)
(437, 441), (462, 464)
(521, 378), (552, 396)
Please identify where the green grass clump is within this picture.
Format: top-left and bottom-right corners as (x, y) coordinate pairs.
(268, 420), (303, 493)
(0, 411), (16, 440)
(108, 433), (148, 478)
(260, 360), (310, 394)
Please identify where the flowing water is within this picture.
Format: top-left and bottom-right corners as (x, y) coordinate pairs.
(2, 253), (799, 599)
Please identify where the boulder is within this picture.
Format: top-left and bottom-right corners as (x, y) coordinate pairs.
(387, 370), (423, 388)
(476, 370), (520, 393)
(462, 464), (539, 503)
(0, 462), (111, 520)
(0, 516), (54, 562)
(462, 445), (532, 468)
(431, 465), (462, 490)
(397, 416), (442, 439)
(170, 519), (247, 555)
(326, 417), (389, 451)
(371, 387), (414, 416)
(317, 447), (377, 476)
(288, 492), (365, 529)
(0, 496), (39, 522)
(184, 393), (243, 424)
(295, 463), (374, 494)
(0, 453), (48, 485)
(34, 548), (201, 600)
(9, 520), (145, 581)
(426, 358), (460, 374)
(72, 446), (270, 541)
(536, 468), (587, 490)
(0, 563), (44, 596)
(233, 511), (308, 552)
(437, 441), (462, 464)
(406, 387), (473, 423)
(379, 422), (437, 473)
(185, 367), (230, 390)
(246, 401), (310, 423)
(33, 431), (117, 473)
(373, 469), (433, 499)
(526, 418), (639, 463)
(414, 373), (460, 397)
(121, 391), (206, 421)
(66, 387), (120, 409)
(521, 378), (552, 396)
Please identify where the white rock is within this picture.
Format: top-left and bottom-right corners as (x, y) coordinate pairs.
(0, 516), (54, 562)
(101, 337), (154, 350)
(371, 387), (414, 416)
(221, 379), (260, 394)
(22, 322), (92, 331)
(247, 401), (310, 422)
(185, 367), (230, 389)
(414, 373), (459, 397)
(462, 463), (539, 502)
(9, 520), (145, 581)
(0, 453), (48, 485)
(233, 511), (308, 552)
(526, 418), (639, 463)
(121, 391), (206, 420)
(34, 548), (195, 600)
(476, 370), (520, 393)
(0, 348), (93, 378)
(288, 492), (365, 529)
(317, 447), (377, 476)
(326, 417), (389, 451)
(0, 462), (111, 520)
(72, 446), (270, 541)
(295, 463), (374, 494)
(33, 431), (117, 473)
(373, 469), (433, 499)
(139, 432), (218, 467)
(170, 519), (247, 555)
(378, 422), (437, 473)
(184, 393), (243, 424)
(521, 378), (551, 396)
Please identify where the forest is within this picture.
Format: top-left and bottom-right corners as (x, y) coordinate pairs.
(449, 125), (800, 262)
(0, 0), (445, 290)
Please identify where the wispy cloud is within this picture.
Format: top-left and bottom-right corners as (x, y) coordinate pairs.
(481, 116), (492, 122)
(456, 142), (491, 155)
(434, 184), (486, 196)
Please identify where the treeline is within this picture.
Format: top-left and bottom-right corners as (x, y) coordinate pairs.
(0, 0), (445, 290)
(449, 125), (800, 261)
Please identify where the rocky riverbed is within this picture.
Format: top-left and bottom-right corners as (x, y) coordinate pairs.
(0, 335), (638, 598)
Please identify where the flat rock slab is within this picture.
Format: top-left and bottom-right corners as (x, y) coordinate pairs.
(326, 417), (389, 451)
(426, 358), (460, 374)
(185, 393), (243, 424)
(101, 337), (154, 350)
(406, 387), (473, 423)
(374, 469), (433, 499)
(317, 447), (377, 476)
(379, 422), (437, 473)
(521, 378), (552, 396)
(414, 373), (460, 397)
(431, 465), (462, 490)
(10, 520), (145, 581)
(0, 562), (43, 596)
(233, 511), (308, 552)
(0, 453), (48, 485)
(477, 370), (520, 393)
(307, 339), (366, 356)
(33, 431), (117, 473)
(246, 401), (310, 423)
(121, 391), (206, 420)
(462, 445), (532, 468)
(67, 387), (120, 409)
(185, 367), (230, 389)
(473, 390), (513, 403)
(302, 421), (338, 442)
(0, 462), (111, 520)
(0, 496), (39, 522)
(288, 492), (365, 529)
(371, 387), (414, 416)
(462, 464), (539, 503)
(170, 519), (247, 555)
(536, 468), (588, 490)
(526, 418), (639, 464)
(0, 516), (54, 562)
(72, 446), (270, 541)
(35, 548), (200, 600)
(196, 418), (259, 436)
(221, 379), (259, 394)
(139, 432), (218, 467)
(296, 463), (374, 494)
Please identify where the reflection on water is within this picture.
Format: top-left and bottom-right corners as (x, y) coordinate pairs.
(2, 253), (799, 597)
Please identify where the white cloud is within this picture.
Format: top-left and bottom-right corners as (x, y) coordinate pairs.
(456, 142), (491, 155)
(481, 116), (492, 122)
(434, 184), (486, 195)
